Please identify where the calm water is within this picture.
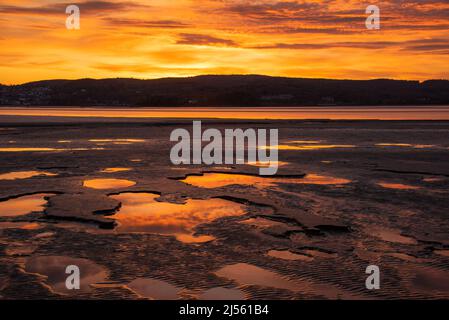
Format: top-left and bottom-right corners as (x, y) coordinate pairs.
(1, 106), (449, 120)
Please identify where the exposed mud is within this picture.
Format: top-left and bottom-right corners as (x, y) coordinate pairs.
(0, 119), (448, 299)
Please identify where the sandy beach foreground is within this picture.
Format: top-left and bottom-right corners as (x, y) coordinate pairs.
(0, 117), (448, 299)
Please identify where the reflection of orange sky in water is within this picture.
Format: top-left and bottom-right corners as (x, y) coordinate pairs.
(0, 171), (57, 180)
(435, 250), (449, 257)
(109, 193), (246, 243)
(2, 108), (449, 120)
(240, 217), (286, 229)
(261, 144), (356, 150)
(410, 266), (449, 294)
(215, 263), (357, 299)
(100, 168), (132, 173)
(246, 160), (289, 167)
(423, 177), (444, 183)
(25, 256), (108, 294)
(0, 222), (43, 230)
(0, 148), (59, 152)
(370, 227), (418, 245)
(216, 263), (300, 292)
(376, 143), (437, 148)
(378, 182), (420, 190)
(181, 173), (351, 189)
(0, 147), (105, 152)
(198, 287), (246, 300)
(376, 143), (413, 147)
(127, 278), (181, 300)
(89, 139), (145, 143)
(83, 179), (136, 189)
(0, 193), (55, 217)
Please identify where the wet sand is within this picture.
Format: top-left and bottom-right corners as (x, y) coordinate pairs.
(0, 117), (449, 299)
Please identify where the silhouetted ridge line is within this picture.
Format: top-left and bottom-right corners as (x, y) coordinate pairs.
(1, 75), (448, 106)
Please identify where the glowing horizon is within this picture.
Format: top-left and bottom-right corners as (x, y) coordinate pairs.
(1, 0), (448, 85)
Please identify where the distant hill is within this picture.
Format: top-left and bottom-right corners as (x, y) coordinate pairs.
(1, 75), (449, 106)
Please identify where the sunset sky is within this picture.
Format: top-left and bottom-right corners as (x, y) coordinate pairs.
(1, 0), (448, 84)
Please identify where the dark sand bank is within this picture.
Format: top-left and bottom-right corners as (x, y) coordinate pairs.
(0, 118), (448, 299)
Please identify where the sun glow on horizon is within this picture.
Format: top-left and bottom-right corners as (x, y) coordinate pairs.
(1, 0), (448, 84)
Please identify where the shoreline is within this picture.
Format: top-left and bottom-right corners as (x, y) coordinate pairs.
(1, 106), (449, 122)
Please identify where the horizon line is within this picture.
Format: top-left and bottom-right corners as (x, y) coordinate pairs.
(2, 74), (449, 86)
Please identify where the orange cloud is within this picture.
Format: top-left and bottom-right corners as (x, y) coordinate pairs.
(0, 0), (448, 84)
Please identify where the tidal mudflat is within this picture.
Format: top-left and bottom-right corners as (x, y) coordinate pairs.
(0, 117), (448, 299)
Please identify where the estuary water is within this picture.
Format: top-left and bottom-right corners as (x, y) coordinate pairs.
(1, 106), (449, 120)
